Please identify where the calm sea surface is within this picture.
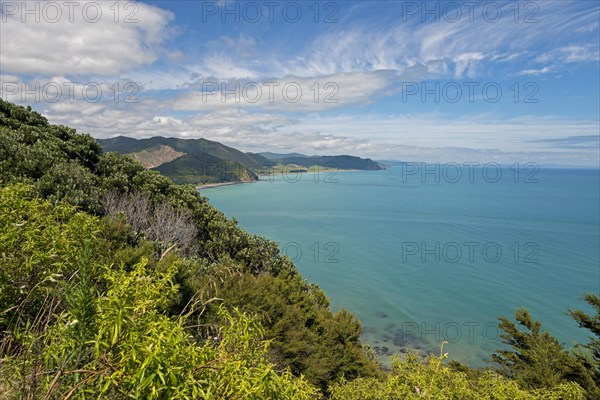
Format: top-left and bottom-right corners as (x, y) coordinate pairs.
(202, 166), (600, 367)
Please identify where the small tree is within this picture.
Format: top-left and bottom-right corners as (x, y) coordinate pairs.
(568, 294), (600, 390)
(493, 307), (597, 397)
(493, 308), (575, 388)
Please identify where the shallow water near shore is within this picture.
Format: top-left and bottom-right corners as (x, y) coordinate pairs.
(202, 166), (600, 368)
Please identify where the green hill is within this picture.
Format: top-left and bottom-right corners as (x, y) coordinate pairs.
(274, 155), (384, 170)
(129, 144), (186, 168)
(98, 137), (384, 185)
(246, 152), (274, 166)
(99, 136), (260, 167)
(97, 136), (259, 185)
(155, 153), (257, 185)
(259, 151), (309, 160)
(259, 152), (384, 170)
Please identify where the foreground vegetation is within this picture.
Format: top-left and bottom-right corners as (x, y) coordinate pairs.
(0, 99), (598, 398)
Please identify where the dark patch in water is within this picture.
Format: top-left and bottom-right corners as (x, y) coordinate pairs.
(368, 325), (438, 359)
(393, 329), (426, 349)
(362, 326), (377, 335)
(373, 346), (393, 356)
(384, 323), (396, 331)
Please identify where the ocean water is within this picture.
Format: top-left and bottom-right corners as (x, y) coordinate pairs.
(202, 166), (600, 368)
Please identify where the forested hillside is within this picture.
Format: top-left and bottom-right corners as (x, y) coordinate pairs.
(97, 136), (384, 186)
(265, 155), (384, 170)
(98, 136), (260, 185)
(0, 99), (598, 399)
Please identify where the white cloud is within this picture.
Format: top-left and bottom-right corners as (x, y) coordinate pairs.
(491, 52), (529, 63)
(46, 101), (105, 116)
(271, 113), (600, 164)
(31, 95), (599, 166)
(0, 75), (147, 105)
(173, 71), (394, 112)
(537, 45), (600, 64)
(453, 53), (485, 78)
(0, 1), (174, 76)
(143, 116), (184, 127)
(517, 67), (551, 76)
(263, 1), (598, 81)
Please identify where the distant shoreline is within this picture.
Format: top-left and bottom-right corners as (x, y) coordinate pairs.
(197, 169), (370, 190)
(196, 180), (254, 190)
(258, 168), (360, 176)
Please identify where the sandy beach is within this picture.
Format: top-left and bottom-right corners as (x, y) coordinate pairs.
(196, 180), (255, 190)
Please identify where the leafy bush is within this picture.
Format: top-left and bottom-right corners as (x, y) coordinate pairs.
(330, 348), (585, 399)
(0, 184), (104, 332)
(197, 268), (382, 391)
(36, 160), (102, 214)
(0, 104), (102, 216)
(2, 259), (317, 399)
(0, 185), (317, 398)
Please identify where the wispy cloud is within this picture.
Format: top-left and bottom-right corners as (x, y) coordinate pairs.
(517, 67), (551, 76)
(530, 135), (600, 150)
(536, 45), (600, 64)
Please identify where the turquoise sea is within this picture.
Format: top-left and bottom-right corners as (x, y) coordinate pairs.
(202, 166), (600, 367)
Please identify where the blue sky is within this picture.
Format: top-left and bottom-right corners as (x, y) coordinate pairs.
(1, 0), (599, 165)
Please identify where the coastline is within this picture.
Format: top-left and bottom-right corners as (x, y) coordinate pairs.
(257, 168), (368, 178)
(196, 180), (254, 190)
(197, 169), (372, 190)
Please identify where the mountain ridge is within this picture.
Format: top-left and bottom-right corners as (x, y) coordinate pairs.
(97, 136), (384, 185)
